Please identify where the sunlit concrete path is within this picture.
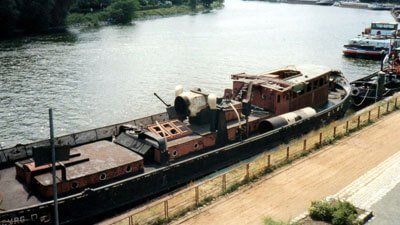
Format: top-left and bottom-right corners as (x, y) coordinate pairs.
(173, 111), (400, 225)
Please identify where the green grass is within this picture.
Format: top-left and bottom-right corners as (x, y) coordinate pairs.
(136, 5), (194, 18)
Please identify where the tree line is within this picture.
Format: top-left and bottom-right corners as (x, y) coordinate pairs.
(0, 0), (218, 38)
(0, 0), (72, 37)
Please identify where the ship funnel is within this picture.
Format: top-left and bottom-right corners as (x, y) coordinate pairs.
(175, 85), (183, 96)
(208, 94), (217, 110)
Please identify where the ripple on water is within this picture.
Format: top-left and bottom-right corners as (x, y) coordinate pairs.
(0, 0), (392, 147)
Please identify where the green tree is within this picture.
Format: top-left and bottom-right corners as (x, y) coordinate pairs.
(18, 0), (55, 33)
(201, 0), (213, 9)
(189, 0), (196, 11)
(107, 0), (139, 24)
(0, 0), (19, 37)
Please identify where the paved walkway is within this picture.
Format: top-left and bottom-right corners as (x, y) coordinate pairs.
(173, 111), (400, 225)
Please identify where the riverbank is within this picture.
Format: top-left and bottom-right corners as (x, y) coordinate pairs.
(66, 1), (224, 27)
(169, 108), (400, 224)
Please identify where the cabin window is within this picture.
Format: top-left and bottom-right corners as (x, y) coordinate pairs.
(194, 143), (199, 149)
(277, 95), (281, 103)
(307, 84), (312, 92)
(313, 80), (318, 89)
(100, 173), (107, 181)
(319, 78), (324, 86)
(126, 165), (132, 173)
(172, 150), (178, 157)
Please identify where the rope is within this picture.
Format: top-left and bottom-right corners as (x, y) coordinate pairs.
(353, 87), (371, 107)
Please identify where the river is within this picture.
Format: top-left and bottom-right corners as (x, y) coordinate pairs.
(0, 0), (394, 148)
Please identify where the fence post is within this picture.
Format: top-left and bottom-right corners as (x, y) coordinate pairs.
(267, 155), (271, 168)
(319, 132), (323, 146)
(129, 216), (133, 225)
(368, 111), (371, 122)
(346, 121), (349, 133)
(387, 101), (390, 113)
(286, 146), (290, 160)
(333, 126), (337, 137)
(222, 174), (226, 193)
(378, 106), (381, 119)
(246, 164), (250, 180)
(195, 186), (199, 205)
(357, 116), (361, 128)
(303, 139), (307, 151)
(164, 200), (169, 220)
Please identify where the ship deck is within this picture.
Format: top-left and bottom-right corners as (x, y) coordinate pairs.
(0, 87), (347, 212)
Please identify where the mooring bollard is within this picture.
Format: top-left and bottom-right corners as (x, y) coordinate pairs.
(395, 97), (398, 109)
(286, 146), (290, 160)
(346, 121), (349, 133)
(164, 200), (169, 219)
(303, 139), (307, 151)
(387, 101), (390, 113)
(333, 126), (337, 137)
(267, 155), (271, 168)
(357, 116), (361, 128)
(195, 186), (199, 205)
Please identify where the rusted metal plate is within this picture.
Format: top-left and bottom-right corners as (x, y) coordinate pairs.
(34, 141), (143, 185)
(147, 120), (192, 141)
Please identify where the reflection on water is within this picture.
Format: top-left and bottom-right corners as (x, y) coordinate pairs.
(0, 0), (393, 148)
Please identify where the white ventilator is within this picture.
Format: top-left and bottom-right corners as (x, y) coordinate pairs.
(175, 85), (183, 96)
(208, 94), (217, 110)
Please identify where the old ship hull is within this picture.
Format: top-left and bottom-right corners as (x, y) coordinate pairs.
(0, 81), (351, 225)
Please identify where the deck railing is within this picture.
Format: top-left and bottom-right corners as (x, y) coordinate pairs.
(111, 94), (400, 225)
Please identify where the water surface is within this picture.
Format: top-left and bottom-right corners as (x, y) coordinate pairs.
(0, 0), (393, 147)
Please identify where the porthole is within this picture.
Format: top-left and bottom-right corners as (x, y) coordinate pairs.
(100, 173), (107, 181)
(72, 182), (79, 189)
(172, 150), (178, 157)
(126, 165), (132, 173)
(194, 143), (199, 149)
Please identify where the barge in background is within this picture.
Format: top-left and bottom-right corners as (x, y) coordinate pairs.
(343, 22), (400, 60)
(0, 65), (351, 225)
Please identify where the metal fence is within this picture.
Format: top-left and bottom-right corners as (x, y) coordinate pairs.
(111, 94), (400, 225)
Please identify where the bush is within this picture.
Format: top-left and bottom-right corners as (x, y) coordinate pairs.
(309, 200), (358, 225)
(309, 200), (334, 222)
(107, 0), (139, 24)
(332, 201), (357, 225)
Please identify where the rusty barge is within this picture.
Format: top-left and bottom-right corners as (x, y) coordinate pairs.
(0, 65), (351, 225)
